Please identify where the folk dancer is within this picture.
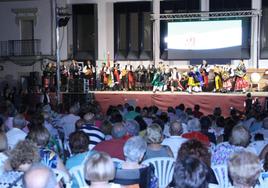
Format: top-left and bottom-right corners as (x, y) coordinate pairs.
(113, 63), (121, 90)
(233, 60), (249, 92)
(213, 65), (223, 92)
(199, 60), (210, 90)
(120, 65), (128, 91)
(126, 64), (135, 91)
(147, 64), (156, 90)
(100, 63), (109, 90)
(60, 61), (69, 91)
(187, 66), (201, 93)
(135, 62), (147, 91)
(82, 60), (95, 91)
(163, 65), (171, 91)
(170, 67), (184, 92)
(152, 68), (164, 93)
(222, 64), (234, 92)
(69, 60), (80, 79)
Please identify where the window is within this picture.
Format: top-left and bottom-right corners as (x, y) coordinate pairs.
(260, 2), (268, 59)
(114, 2), (152, 60)
(210, 0), (251, 11)
(72, 4), (97, 60)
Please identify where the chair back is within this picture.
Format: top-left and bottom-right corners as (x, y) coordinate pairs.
(142, 157), (175, 188)
(211, 164), (230, 188)
(69, 165), (87, 188)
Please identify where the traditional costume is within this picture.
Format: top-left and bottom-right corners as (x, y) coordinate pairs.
(126, 64), (135, 90)
(199, 60), (209, 90)
(152, 69), (164, 93)
(135, 63), (147, 91)
(147, 64), (156, 90)
(213, 66), (223, 92)
(233, 60), (249, 92)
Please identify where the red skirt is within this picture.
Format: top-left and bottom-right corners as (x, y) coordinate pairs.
(235, 77), (249, 91)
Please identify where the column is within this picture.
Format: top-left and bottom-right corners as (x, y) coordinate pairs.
(153, 0), (160, 63)
(251, 0), (262, 68)
(200, 0), (209, 11)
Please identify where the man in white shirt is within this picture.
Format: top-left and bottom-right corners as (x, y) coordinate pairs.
(162, 120), (187, 159)
(6, 114), (27, 149)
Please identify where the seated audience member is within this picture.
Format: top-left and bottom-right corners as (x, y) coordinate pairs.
(161, 120), (187, 159)
(228, 151), (261, 188)
(100, 120), (113, 140)
(27, 126), (70, 180)
(124, 120), (140, 137)
(114, 136), (156, 187)
(78, 112), (105, 149)
(84, 152), (121, 188)
(193, 104), (204, 119)
(124, 106), (139, 121)
(6, 114), (27, 149)
(200, 116), (217, 144)
(59, 103), (80, 140)
(182, 118), (210, 145)
(143, 123), (173, 160)
(0, 132), (8, 175)
(0, 140), (40, 186)
(177, 139), (218, 185)
(252, 117), (268, 140)
(173, 156), (209, 188)
(23, 163), (59, 188)
(93, 123), (129, 160)
(212, 125), (255, 166)
(66, 131), (95, 169)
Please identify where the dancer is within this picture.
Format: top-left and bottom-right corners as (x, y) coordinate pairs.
(147, 63), (156, 91)
(152, 68), (164, 93)
(163, 65), (171, 91)
(233, 60), (249, 92)
(82, 60), (95, 91)
(170, 67), (184, 92)
(222, 64), (234, 92)
(120, 65), (128, 91)
(187, 66), (200, 93)
(199, 60), (209, 90)
(135, 62), (147, 91)
(213, 65), (223, 92)
(60, 61), (69, 91)
(113, 63), (121, 90)
(126, 64), (135, 91)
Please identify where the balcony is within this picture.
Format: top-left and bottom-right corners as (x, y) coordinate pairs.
(0, 39), (41, 57)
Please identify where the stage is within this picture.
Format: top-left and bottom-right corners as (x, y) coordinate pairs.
(58, 91), (267, 117)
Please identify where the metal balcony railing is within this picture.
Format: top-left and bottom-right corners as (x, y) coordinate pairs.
(0, 39), (41, 57)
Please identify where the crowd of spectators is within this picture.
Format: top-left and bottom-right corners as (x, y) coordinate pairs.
(0, 92), (268, 188)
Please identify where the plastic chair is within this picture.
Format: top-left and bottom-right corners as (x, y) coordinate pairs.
(69, 165), (87, 188)
(142, 157), (175, 188)
(211, 164), (230, 188)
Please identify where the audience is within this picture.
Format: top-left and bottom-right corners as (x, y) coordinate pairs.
(23, 163), (59, 188)
(212, 125), (255, 165)
(143, 123), (173, 160)
(114, 136), (156, 187)
(6, 114), (27, 149)
(228, 151), (261, 188)
(84, 152), (121, 188)
(173, 156), (209, 188)
(93, 122), (129, 160)
(161, 120), (187, 159)
(78, 112), (105, 149)
(1, 93), (268, 188)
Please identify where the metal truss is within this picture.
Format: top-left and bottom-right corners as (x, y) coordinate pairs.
(152, 10), (261, 21)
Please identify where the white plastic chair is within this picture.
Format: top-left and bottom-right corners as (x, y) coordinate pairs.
(211, 164), (230, 188)
(142, 157), (175, 188)
(69, 165), (87, 188)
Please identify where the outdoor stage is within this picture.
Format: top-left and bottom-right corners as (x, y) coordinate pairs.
(59, 91), (267, 117)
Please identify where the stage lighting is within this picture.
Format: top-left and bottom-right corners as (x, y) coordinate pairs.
(58, 17), (70, 27)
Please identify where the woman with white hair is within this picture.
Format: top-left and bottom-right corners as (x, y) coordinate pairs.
(84, 152), (121, 188)
(143, 123), (173, 160)
(228, 151), (261, 188)
(211, 125), (255, 165)
(114, 136), (156, 187)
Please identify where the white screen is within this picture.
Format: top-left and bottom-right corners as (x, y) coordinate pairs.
(166, 20), (242, 50)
